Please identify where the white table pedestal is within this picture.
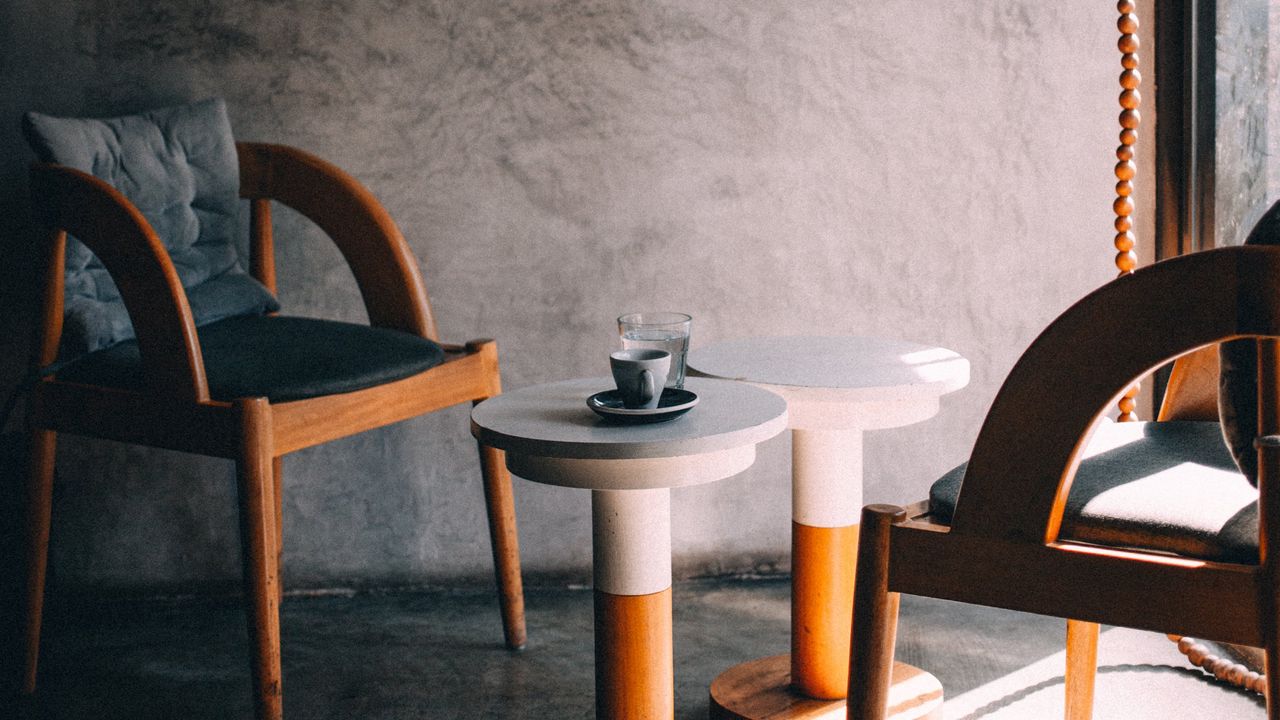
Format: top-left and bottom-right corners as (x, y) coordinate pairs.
(690, 337), (968, 720)
(593, 488), (674, 719)
(709, 424), (944, 720)
(791, 427), (863, 699)
(473, 377), (788, 720)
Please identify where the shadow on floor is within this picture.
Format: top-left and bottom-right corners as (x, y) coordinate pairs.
(10, 577), (1266, 719)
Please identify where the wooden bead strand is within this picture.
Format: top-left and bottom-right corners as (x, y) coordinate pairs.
(1115, 0), (1142, 421)
(1170, 635), (1267, 696)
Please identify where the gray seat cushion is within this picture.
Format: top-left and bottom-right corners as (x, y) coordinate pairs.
(55, 315), (445, 403)
(23, 98), (279, 358)
(929, 420), (1258, 563)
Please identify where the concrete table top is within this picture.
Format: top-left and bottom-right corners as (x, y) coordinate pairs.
(687, 335), (968, 392)
(471, 376), (789, 467)
(688, 335), (970, 430)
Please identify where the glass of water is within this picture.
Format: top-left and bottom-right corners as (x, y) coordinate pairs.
(618, 312), (692, 389)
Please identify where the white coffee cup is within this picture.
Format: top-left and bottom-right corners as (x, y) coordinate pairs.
(610, 349), (671, 409)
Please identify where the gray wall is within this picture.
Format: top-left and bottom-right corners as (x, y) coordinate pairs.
(0, 1), (1120, 592)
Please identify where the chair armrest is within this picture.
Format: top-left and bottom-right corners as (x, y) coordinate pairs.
(236, 142), (438, 340)
(438, 338), (502, 399)
(29, 163), (211, 403)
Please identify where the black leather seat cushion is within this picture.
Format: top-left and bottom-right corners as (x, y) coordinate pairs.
(929, 420), (1259, 563)
(56, 315), (445, 403)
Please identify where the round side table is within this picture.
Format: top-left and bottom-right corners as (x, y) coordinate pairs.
(471, 377), (788, 720)
(689, 336), (969, 720)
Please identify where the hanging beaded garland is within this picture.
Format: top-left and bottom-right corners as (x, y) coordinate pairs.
(1115, 0), (1141, 421)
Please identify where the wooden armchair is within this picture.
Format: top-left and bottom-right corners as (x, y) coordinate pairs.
(19, 142), (526, 720)
(847, 245), (1280, 719)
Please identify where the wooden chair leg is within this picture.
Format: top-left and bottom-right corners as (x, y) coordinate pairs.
(1267, 641), (1280, 720)
(19, 428), (56, 697)
(1261, 346), (1280, 719)
(478, 441), (526, 650)
(273, 456), (284, 605)
(1065, 619), (1099, 720)
(235, 399), (282, 720)
(847, 504), (907, 720)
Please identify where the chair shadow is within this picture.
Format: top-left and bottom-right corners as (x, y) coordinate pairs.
(953, 663), (1265, 720)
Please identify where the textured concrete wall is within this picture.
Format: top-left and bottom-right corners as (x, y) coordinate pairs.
(0, 1), (1119, 591)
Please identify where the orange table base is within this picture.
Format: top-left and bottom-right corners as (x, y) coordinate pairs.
(595, 588), (675, 719)
(709, 654), (943, 720)
(791, 522), (858, 698)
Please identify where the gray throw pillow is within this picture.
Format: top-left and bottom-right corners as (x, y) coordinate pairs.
(1218, 199), (1280, 486)
(23, 98), (279, 358)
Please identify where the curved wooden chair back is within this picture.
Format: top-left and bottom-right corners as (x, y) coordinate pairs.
(27, 142), (440, 399)
(951, 245), (1280, 544)
(849, 245), (1280, 719)
(29, 164), (211, 402)
(236, 142), (438, 340)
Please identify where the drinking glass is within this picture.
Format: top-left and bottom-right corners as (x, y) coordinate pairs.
(617, 312), (692, 389)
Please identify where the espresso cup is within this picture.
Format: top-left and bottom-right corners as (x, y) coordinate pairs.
(610, 349), (671, 409)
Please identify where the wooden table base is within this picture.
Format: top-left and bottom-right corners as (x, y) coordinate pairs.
(709, 654), (943, 720)
(595, 588), (674, 719)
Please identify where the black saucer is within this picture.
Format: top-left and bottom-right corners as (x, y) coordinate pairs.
(586, 388), (699, 424)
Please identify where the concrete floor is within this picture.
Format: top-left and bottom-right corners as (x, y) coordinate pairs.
(13, 577), (1267, 719)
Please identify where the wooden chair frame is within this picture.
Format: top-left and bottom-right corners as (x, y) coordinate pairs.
(19, 142), (526, 720)
(848, 245), (1280, 719)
